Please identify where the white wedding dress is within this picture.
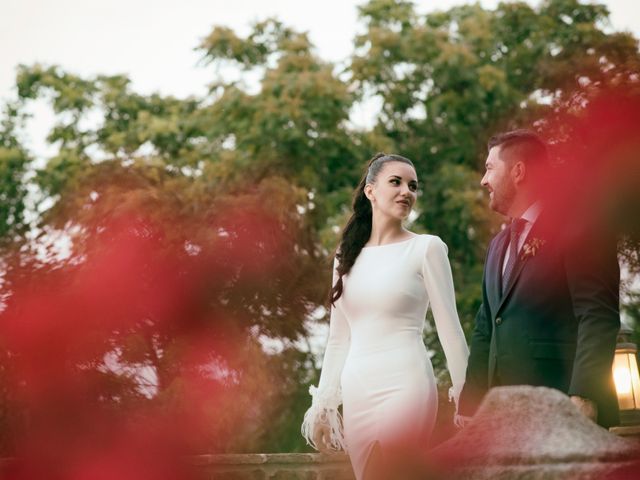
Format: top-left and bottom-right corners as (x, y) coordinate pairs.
(301, 234), (469, 480)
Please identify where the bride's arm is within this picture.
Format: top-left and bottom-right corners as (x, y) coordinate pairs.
(301, 256), (350, 452)
(422, 236), (469, 413)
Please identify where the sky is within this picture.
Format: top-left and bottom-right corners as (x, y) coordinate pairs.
(1, 0), (638, 156)
(2, 0), (639, 99)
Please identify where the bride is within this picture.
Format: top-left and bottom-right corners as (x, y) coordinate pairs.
(301, 153), (469, 479)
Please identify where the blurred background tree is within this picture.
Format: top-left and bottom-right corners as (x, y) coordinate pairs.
(0, 0), (638, 455)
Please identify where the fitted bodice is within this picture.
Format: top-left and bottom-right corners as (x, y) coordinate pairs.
(339, 236), (429, 357)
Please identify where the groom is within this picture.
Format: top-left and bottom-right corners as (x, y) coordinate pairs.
(457, 129), (620, 428)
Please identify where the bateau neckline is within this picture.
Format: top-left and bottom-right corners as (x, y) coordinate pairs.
(362, 234), (421, 249)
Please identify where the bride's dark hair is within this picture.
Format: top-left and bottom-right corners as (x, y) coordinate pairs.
(329, 152), (415, 305)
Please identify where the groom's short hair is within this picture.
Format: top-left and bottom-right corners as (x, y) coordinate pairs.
(488, 129), (549, 169)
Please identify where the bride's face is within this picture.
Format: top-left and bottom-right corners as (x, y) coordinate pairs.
(365, 161), (418, 220)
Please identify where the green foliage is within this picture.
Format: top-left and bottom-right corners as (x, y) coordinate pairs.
(199, 18), (310, 69)
(0, 147), (28, 242)
(0, 103), (29, 244)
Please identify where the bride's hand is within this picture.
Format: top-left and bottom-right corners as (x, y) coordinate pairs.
(454, 413), (472, 429)
(313, 418), (334, 453)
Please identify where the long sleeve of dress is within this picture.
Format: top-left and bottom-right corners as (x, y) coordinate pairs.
(422, 236), (469, 413)
(301, 256), (351, 451)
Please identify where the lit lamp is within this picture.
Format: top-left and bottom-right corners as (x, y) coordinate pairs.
(613, 324), (640, 426)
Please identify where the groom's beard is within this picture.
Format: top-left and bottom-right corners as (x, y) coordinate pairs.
(489, 182), (517, 216)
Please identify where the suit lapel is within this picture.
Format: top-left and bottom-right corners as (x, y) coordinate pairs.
(487, 227), (510, 316)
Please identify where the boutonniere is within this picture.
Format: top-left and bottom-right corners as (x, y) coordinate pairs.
(520, 237), (546, 261)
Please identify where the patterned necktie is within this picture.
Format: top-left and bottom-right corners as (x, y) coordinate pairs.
(502, 218), (527, 294)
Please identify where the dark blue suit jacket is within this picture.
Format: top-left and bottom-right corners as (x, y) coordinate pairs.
(458, 213), (620, 427)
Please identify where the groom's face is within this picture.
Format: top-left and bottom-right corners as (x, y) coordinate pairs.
(481, 146), (517, 215)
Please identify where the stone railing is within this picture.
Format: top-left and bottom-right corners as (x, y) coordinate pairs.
(194, 452), (354, 479)
(194, 386), (640, 480)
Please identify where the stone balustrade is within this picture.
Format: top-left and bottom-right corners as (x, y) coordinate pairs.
(194, 386), (640, 479)
(194, 452), (354, 479)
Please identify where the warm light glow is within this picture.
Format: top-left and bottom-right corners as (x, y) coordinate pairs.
(614, 364), (633, 395)
(613, 350), (640, 411)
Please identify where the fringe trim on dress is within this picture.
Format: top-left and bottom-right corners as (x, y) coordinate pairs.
(301, 385), (347, 452)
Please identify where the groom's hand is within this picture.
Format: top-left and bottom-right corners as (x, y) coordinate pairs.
(570, 395), (598, 422)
